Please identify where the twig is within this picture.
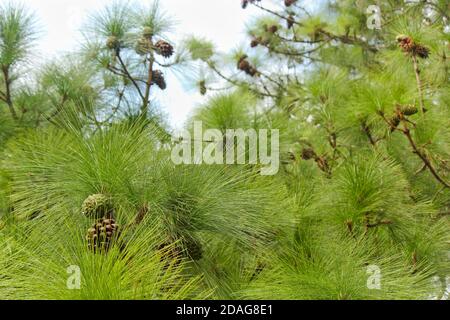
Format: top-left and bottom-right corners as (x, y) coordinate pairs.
(115, 50), (145, 102)
(412, 55), (426, 115)
(402, 124), (450, 188)
(142, 40), (155, 117)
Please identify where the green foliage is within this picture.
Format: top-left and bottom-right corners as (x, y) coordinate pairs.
(0, 209), (207, 300)
(0, 2), (38, 66)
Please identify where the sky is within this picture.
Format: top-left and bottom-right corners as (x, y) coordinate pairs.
(22, 0), (266, 129)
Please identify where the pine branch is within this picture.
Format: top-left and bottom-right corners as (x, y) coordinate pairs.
(402, 124), (450, 188)
(115, 49), (146, 102)
(361, 121), (378, 147)
(107, 65), (147, 84)
(45, 93), (68, 124)
(1, 65), (18, 120)
(251, 2), (379, 53)
(207, 61), (276, 98)
(142, 39), (155, 117)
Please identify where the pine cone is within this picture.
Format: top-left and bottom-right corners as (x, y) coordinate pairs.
(250, 37), (261, 48)
(413, 44), (430, 59)
(285, 0), (297, 6)
(237, 56), (259, 77)
(155, 40), (174, 58)
(199, 80), (207, 95)
(238, 58), (251, 71)
(86, 217), (120, 253)
(396, 35), (430, 59)
(151, 70), (167, 90)
(106, 36), (120, 50)
(301, 148), (317, 161)
(81, 194), (113, 219)
(143, 27), (153, 38)
(135, 37), (151, 55)
(401, 105), (419, 116)
(268, 25), (278, 34)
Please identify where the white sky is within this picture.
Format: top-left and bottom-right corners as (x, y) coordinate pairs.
(21, 0), (264, 129)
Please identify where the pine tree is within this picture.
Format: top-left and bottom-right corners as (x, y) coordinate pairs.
(0, 0), (449, 301)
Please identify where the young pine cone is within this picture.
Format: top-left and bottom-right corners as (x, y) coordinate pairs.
(135, 37), (152, 55)
(400, 105), (419, 116)
(86, 218), (120, 253)
(106, 36), (120, 50)
(155, 40), (174, 58)
(142, 27), (153, 38)
(81, 194), (113, 219)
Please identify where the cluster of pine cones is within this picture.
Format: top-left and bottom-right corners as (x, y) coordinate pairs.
(86, 217), (120, 253)
(389, 104), (419, 131)
(237, 55), (259, 77)
(82, 194), (120, 254)
(135, 27), (174, 58)
(396, 35), (430, 59)
(250, 23), (282, 48)
(135, 39), (174, 58)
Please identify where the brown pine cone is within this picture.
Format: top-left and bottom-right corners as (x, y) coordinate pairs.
(151, 70), (167, 90)
(301, 148), (317, 161)
(285, 0), (297, 7)
(199, 80), (207, 96)
(86, 217), (120, 253)
(268, 25), (278, 34)
(250, 37), (261, 48)
(396, 35), (430, 59)
(155, 40), (174, 58)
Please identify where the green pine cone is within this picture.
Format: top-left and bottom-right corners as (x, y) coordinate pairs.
(81, 194), (113, 218)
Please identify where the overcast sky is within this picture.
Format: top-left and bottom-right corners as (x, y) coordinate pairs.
(21, 0), (268, 128)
